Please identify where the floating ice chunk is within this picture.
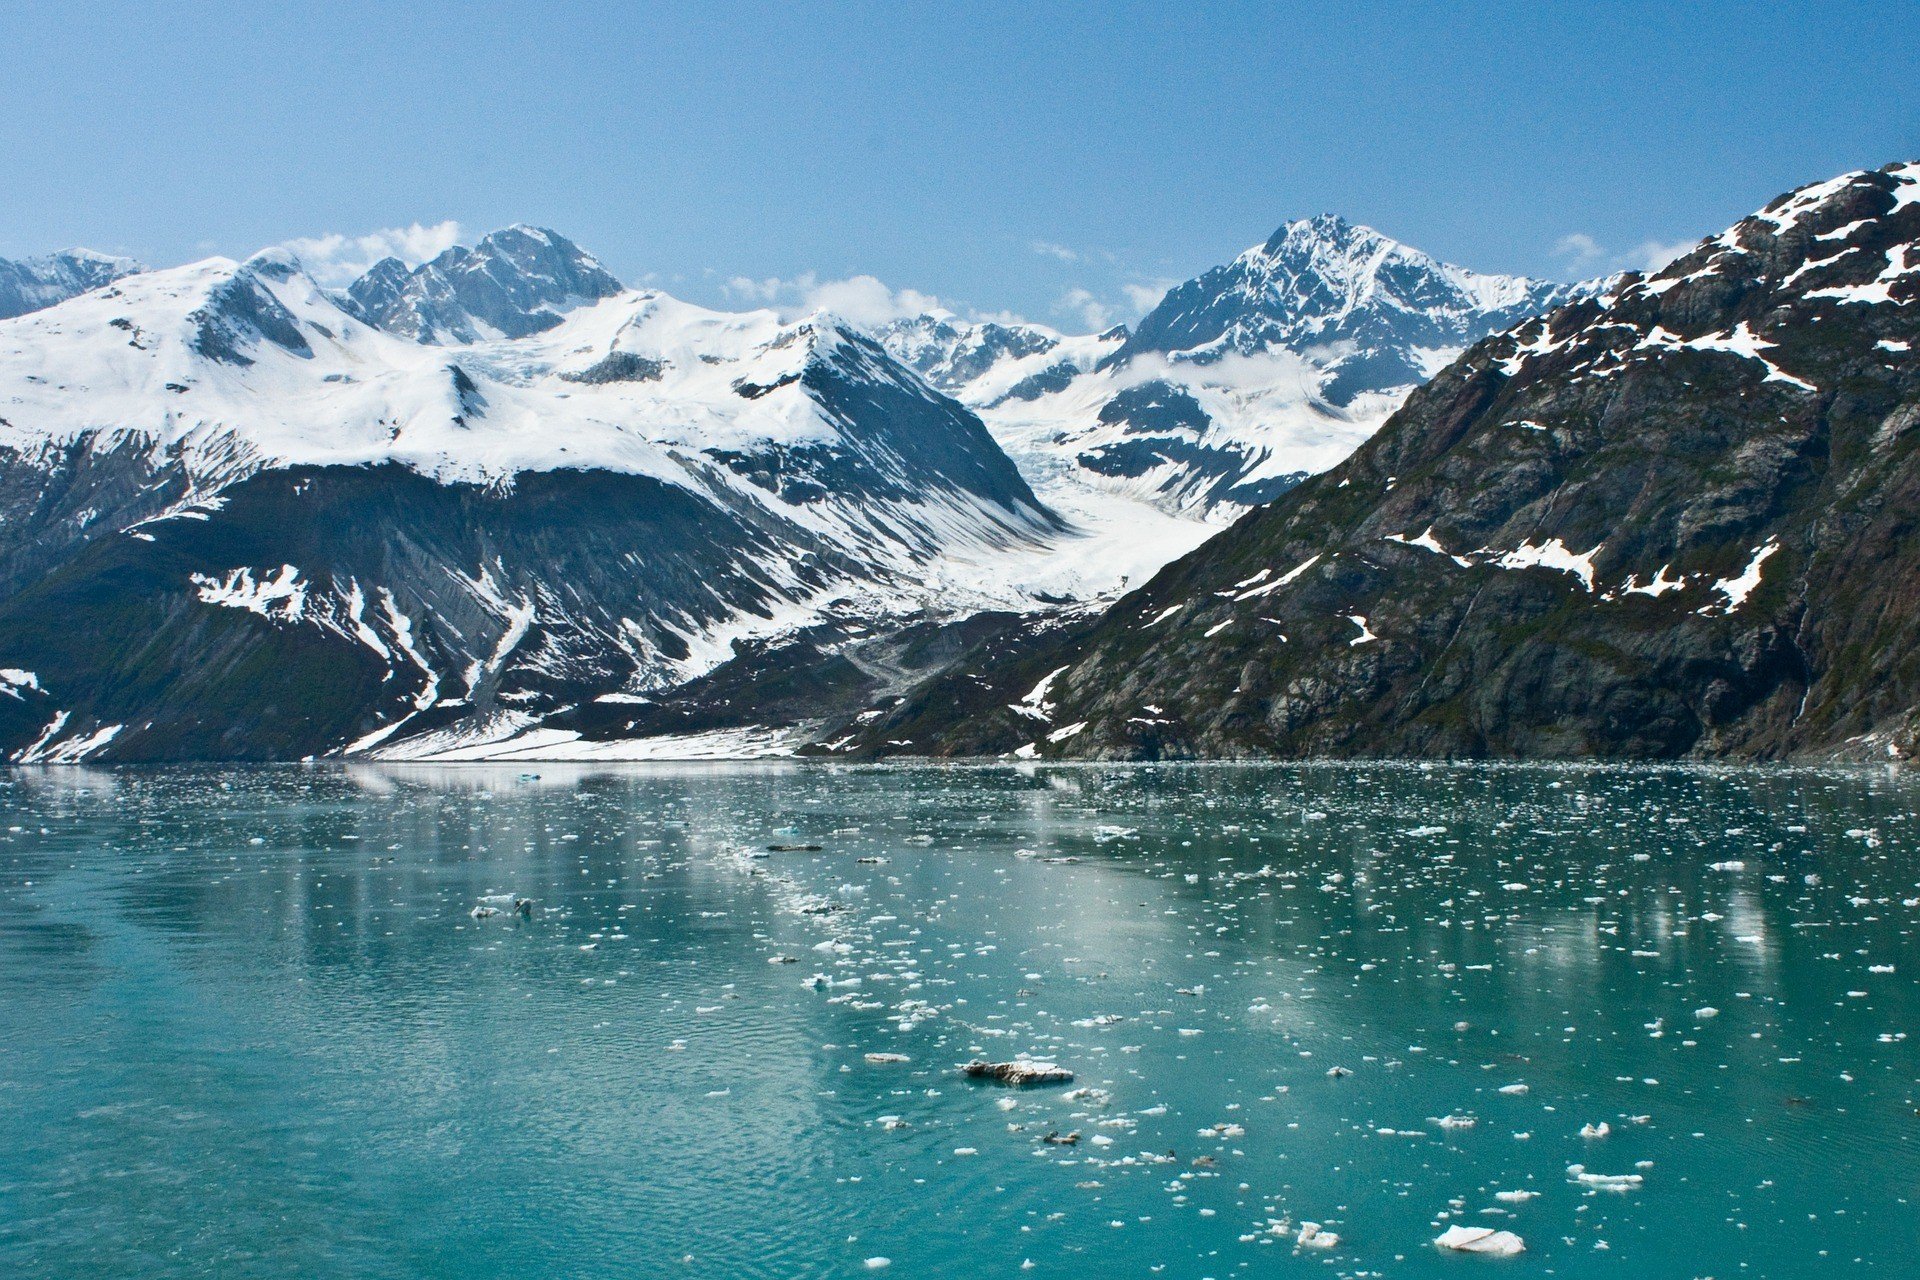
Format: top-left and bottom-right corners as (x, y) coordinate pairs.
(1580, 1121), (1611, 1139)
(1568, 1163), (1642, 1190)
(864, 1258), (891, 1270)
(864, 1052), (910, 1065)
(1695, 1006), (1720, 1019)
(962, 1059), (1073, 1086)
(1435, 1225), (1526, 1255)
(1295, 1222), (1339, 1249)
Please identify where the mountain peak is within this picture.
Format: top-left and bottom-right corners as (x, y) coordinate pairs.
(865, 158), (1920, 764)
(1259, 211), (1366, 251)
(346, 225), (625, 344)
(0, 248), (145, 321)
(1114, 213), (1592, 400)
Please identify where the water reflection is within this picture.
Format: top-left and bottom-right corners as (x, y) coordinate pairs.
(1, 762), (1916, 1278)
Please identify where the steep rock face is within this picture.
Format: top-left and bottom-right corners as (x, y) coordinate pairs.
(0, 250), (142, 320)
(0, 464), (868, 760)
(344, 225), (625, 343)
(851, 161), (1920, 762)
(0, 242), (1065, 762)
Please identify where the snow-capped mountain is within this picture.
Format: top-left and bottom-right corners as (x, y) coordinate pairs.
(0, 214), (1617, 764)
(848, 161), (1920, 763)
(877, 313), (1127, 405)
(344, 225), (625, 343)
(0, 249), (142, 320)
(892, 216), (1595, 517)
(0, 233), (1098, 762)
(1114, 214), (1586, 395)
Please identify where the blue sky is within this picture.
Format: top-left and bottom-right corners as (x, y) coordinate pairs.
(2, 0), (1914, 331)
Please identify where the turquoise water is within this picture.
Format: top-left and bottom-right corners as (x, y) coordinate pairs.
(2, 762), (1917, 1278)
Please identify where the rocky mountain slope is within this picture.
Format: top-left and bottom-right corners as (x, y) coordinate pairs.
(0, 249), (142, 320)
(847, 161), (1920, 762)
(0, 236), (1074, 761)
(884, 218), (1592, 518)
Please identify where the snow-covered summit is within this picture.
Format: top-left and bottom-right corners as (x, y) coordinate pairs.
(0, 237), (1108, 762)
(0, 248), (143, 320)
(876, 313), (1126, 409)
(1116, 213), (1592, 398)
(883, 215), (1597, 521)
(0, 245), (1064, 534)
(343, 224), (625, 343)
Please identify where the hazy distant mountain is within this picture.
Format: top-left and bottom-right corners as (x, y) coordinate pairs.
(0, 248), (142, 320)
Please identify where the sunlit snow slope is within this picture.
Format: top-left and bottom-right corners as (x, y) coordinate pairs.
(883, 216), (1595, 521)
(0, 234), (1094, 760)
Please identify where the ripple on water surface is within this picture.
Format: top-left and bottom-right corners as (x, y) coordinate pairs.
(0, 761), (1916, 1278)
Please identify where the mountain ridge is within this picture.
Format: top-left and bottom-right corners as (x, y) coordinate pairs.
(0, 248), (143, 321)
(0, 242), (1075, 761)
(0, 195), (1755, 763)
(893, 215), (1601, 519)
(839, 160), (1920, 763)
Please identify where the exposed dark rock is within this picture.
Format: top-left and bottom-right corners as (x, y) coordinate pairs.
(962, 1059), (1074, 1085)
(858, 162), (1920, 764)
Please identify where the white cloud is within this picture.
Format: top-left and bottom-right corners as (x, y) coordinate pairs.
(1054, 287), (1118, 331)
(806, 275), (942, 326)
(1552, 232), (1605, 268)
(1553, 230), (1697, 278)
(722, 271), (943, 326)
(280, 221), (464, 286)
(1046, 276), (1173, 334)
(722, 271), (808, 304)
(1030, 239), (1080, 263)
(967, 307), (1033, 327)
(1123, 279), (1175, 314)
(1622, 239), (1694, 272)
